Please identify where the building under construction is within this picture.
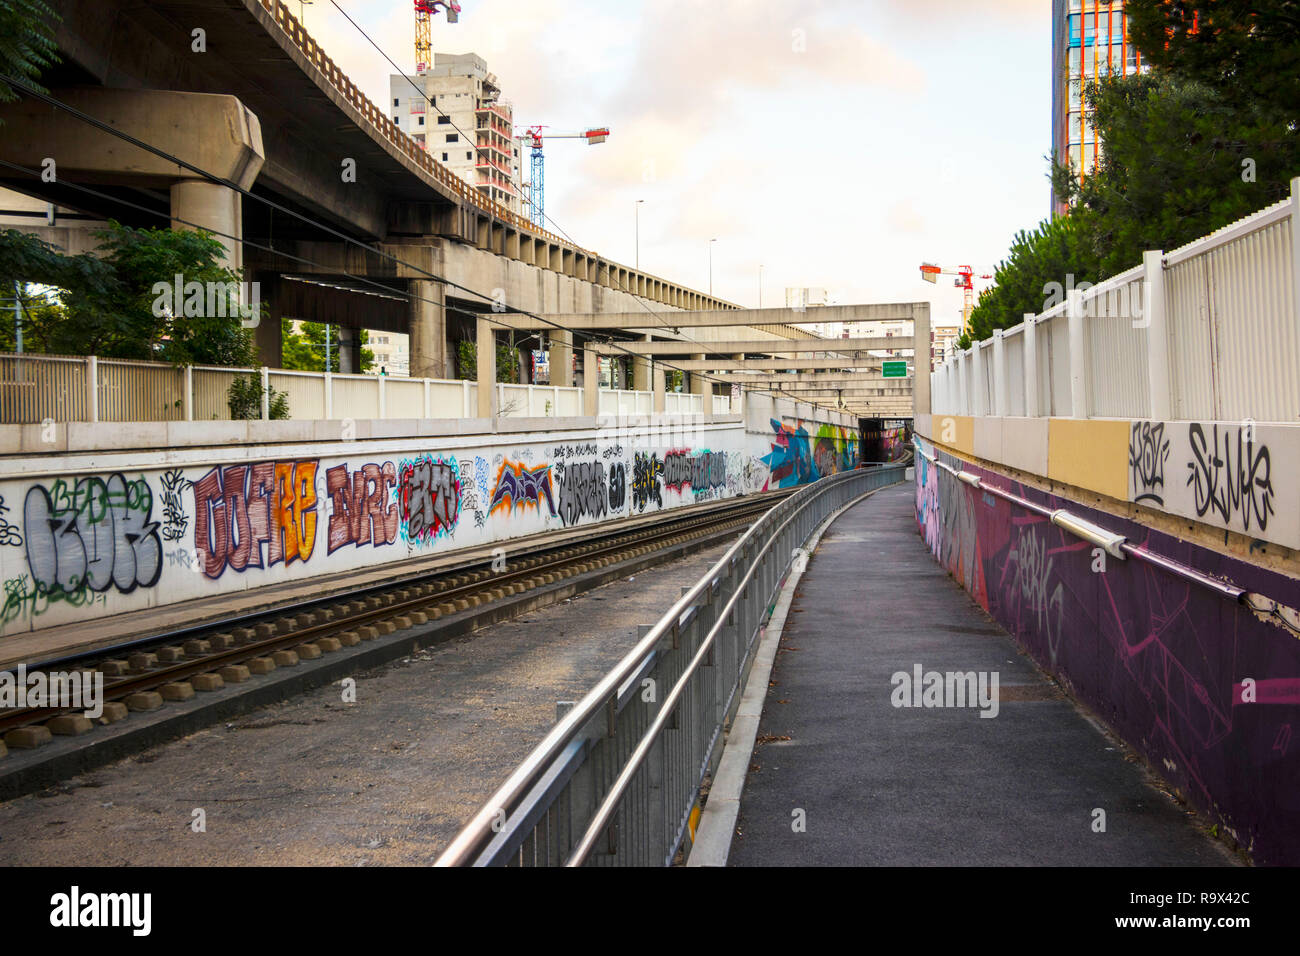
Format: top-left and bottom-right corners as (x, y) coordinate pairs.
(390, 53), (525, 214)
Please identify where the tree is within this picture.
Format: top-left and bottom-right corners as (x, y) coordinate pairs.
(0, 0), (61, 107)
(281, 318), (374, 373)
(964, 211), (1101, 346)
(0, 222), (258, 366)
(1053, 71), (1298, 276)
(1126, 0), (1300, 127)
(454, 338), (522, 383)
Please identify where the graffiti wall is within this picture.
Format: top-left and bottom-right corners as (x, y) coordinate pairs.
(1127, 419), (1299, 549)
(1, 421), (833, 636)
(759, 419), (859, 489)
(915, 435), (1300, 865)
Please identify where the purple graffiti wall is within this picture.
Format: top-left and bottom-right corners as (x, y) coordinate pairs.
(915, 437), (1300, 865)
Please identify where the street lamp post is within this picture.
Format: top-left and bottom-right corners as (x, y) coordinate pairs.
(709, 238), (717, 296)
(635, 199), (644, 271)
(759, 264), (764, 308)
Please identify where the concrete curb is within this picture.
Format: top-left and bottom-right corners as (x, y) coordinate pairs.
(686, 487), (885, 867)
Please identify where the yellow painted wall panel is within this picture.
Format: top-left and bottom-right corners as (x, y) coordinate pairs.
(928, 414), (974, 455)
(1047, 418), (1130, 499)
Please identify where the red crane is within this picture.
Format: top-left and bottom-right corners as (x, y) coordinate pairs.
(919, 262), (992, 333)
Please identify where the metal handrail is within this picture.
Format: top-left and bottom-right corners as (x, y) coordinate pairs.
(565, 470), (863, 865)
(436, 464), (903, 866)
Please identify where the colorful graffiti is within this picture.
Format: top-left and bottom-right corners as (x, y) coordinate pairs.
(328, 461), (400, 553)
(488, 460), (556, 517)
(22, 475), (163, 597)
(1, 417), (857, 633)
(915, 435), (1300, 865)
(397, 456), (459, 545)
(631, 452), (664, 512)
(662, 450), (728, 499)
(193, 460), (318, 578)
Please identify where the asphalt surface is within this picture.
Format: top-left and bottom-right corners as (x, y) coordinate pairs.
(727, 483), (1235, 867)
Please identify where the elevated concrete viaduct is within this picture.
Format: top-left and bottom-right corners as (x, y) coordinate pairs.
(0, 0), (807, 384)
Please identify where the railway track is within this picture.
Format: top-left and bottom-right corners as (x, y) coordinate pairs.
(0, 489), (794, 755)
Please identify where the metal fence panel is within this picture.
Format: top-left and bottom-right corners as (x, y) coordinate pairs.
(1206, 217), (1298, 422)
(0, 354), (86, 423)
(1085, 272), (1149, 418)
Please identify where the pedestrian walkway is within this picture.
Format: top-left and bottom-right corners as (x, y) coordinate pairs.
(726, 483), (1233, 866)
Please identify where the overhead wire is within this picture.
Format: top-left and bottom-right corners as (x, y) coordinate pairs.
(1, 69), (875, 413)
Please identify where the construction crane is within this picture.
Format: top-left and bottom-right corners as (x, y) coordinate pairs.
(414, 0), (459, 73)
(520, 125), (609, 229)
(919, 262), (992, 333)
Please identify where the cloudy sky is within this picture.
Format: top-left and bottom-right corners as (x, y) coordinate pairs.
(302, 0), (1050, 327)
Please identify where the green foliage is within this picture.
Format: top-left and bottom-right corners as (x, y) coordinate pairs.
(227, 375), (289, 420)
(666, 368), (684, 392)
(0, 0), (61, 106)
(1053, 72), (1299, 277)
(1126, 0), (1300, 128)
(456, 339), (475, 380)
(969, 51), (1300, 345)
(281, 318), (373, 373)
(0, 222), (257, 366)
(496, 341), (520, 383)
(455, 338), (522, 383)
(966, 213), (1102, 343)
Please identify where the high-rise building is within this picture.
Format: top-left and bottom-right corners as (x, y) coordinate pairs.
(391, 53), (524, 213)
(1050, 1), (1147, 212)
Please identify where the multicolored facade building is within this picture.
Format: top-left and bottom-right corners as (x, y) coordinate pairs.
(1050, 0), (1147, 212)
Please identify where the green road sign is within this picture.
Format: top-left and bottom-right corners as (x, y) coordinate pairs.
(882, 360), (908, 378)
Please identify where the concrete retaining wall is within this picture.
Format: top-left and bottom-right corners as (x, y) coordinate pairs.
(913, 432), (1300, 865)
(0, 406), (859, 637)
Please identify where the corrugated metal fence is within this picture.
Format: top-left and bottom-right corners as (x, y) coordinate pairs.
(932, 180), (1300, 423)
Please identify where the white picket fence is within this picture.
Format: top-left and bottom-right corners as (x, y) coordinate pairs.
(0, 356), (725, 424)
(932, 178), (1300, 424)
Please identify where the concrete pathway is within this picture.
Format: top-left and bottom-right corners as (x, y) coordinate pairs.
(727, 484), (1235, 866)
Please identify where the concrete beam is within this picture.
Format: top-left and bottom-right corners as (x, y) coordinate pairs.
(590, 337), (911, 356)
(669, 357), (896, 371)
(480, 302), (924, 331)
(717, 372), (911, 385)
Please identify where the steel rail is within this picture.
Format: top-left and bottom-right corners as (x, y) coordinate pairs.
(0, 493), (784, 734)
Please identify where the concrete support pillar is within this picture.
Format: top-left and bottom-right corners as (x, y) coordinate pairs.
(653, 364), (666, 413)
(337, 325), (361, 374)
(476, 317), (496, 419)
(690, 353), (708, 396)
(550, 330), (574, 387)
(583, 345), (600, 417)
(1143, 249), (1170, 421)
(517, 342), (531, 384)
(170, 180), (244, 272)
(633, 334), (653, 392)
(409, 279), (448, 380)
(912, 302), (931, 417)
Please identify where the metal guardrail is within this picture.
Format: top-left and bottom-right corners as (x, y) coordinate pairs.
(436, 463), (906, 867)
